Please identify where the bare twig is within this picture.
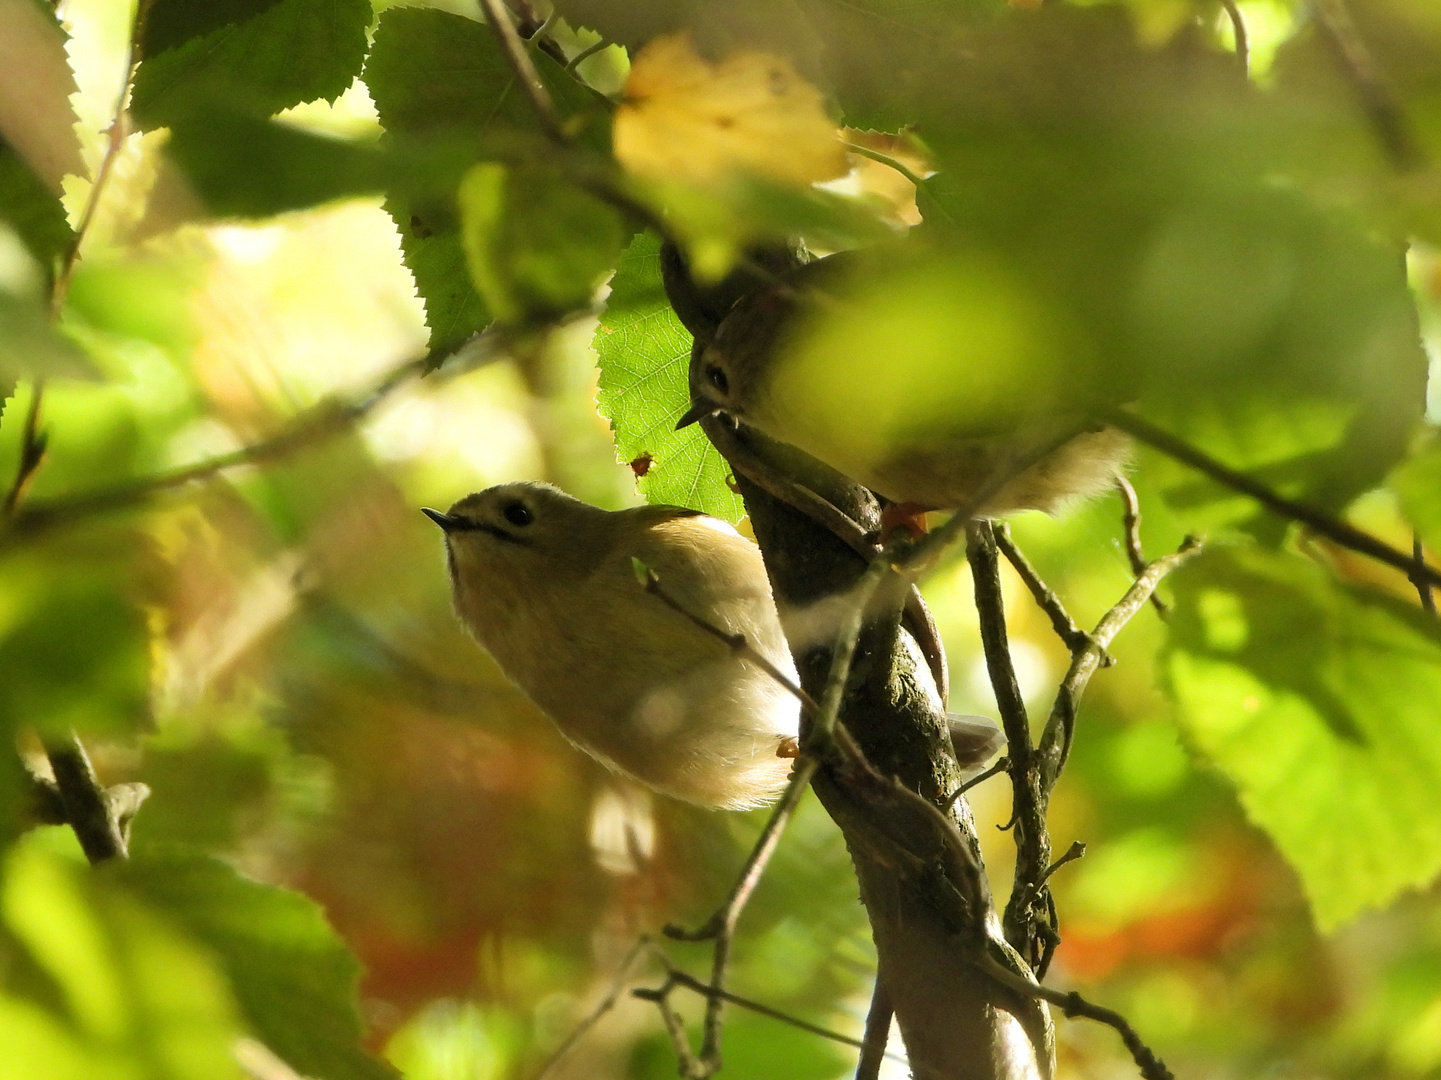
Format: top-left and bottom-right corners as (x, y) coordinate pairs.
(1105, 408), (1441, 588)
(994, 522), (1092, 652)
(1219, 0), (1249, 74)
(943, 755), (1009, 811)
(1116, 475), (1168, 617)
(1413, 535), (1436, 614)
(3, 352), (431, 547)
(1040, 841), (1086, 884)
(977, 954), (1174, 1080)
(530, 937), (651, 1080)
(566, 37), (612, 73)
(639, 563), (820, 715)
(1312, 0), (1423, 170)
(1037, 537), (1204, 789)
(475, 0), (566, 145)
(842, 141), (929, 187)
(855, 980), (893, 1080)
(3, 383), (48, 516)
(42, 732), (149, 863)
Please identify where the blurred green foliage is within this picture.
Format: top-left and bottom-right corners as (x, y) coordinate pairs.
(1, 0), (1441, 1077)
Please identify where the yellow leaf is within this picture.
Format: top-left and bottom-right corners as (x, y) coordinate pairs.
(614, 32), (847, 190)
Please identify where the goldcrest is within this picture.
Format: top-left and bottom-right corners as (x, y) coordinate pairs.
(424, 482), (800, 809)
(677, 262), (1130, 517)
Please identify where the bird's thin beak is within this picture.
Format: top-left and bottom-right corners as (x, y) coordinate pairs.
(422, 507), (457, 531)
(675, 399), (717, 430)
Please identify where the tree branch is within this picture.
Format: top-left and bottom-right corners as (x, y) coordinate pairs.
(475, 0), (566, 145)
(1105, 408), (1441, 588)
(993, 522), (1092, 653)
(41, 732), (149, 863)
(2, 352), (432, 548)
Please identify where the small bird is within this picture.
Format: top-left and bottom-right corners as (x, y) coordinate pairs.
(424, 482), (801, 809)
(676, 257), (1130, 520)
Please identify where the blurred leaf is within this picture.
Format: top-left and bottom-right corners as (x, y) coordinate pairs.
(164, 112), (386, 217)
(458, 161), (624, 325)
(0, 293), (100, 383)
(119, 847), (397, 1080)
(614, 32), (847, 189)
(1, 834), (247, 1080)
(630, 1011), (848, 1080)
(365, 6), (613, 354)
(131, 0), (371, 130)
(0, 553), (150, 739)
(1163, 544), (1441, 930)
(0, 138), (73, 270)
(595, 231), (743, 520)
(1390, 431), (1441, 554)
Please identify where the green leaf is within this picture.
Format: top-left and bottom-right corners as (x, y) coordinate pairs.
(131, 0), (371, 130)
(1162, 544), (1441, 930)
(1, 834), (247, 1080)
(1391, 432), (1441, 555)
(141, 0), (288, 56)
(164, 112), (386, 218)
(0, 138), (73, 269)
(595, 232), (743, 520)
(119, 848), (397, 1080)
(0, 552), (150, 740)
(458, 162), (624, 325)
(0, 293), (100, 383)
(365, 6), (613, 354)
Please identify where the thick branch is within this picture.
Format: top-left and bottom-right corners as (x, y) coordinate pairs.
(42, 733), (149, 863)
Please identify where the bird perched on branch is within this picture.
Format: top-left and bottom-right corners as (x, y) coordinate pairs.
(426, 482), (1006, 808)
(676, 252), (1130, 523)
(425, 482), (801, 808)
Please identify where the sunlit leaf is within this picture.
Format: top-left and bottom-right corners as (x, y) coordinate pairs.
(365, 6), (613, 354)
(595, 231), (742, 520)
(615, 32), (847, 189)
(1163, 544), (1441, 930)
(119, 848), (397, 1080)
(131, 0), (371, 130)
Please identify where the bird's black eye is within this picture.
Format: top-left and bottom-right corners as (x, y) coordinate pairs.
(502, 501), (533, 526)
(707, 366), (729, 395)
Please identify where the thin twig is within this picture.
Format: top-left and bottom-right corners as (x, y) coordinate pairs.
(1037, 536), (1204, 788)
(977, 954), (1174, 1080)
(660, 560), (891, 1078)
(52, 0), (156, 313)
(530, 937), (652, 1080)
(4, 383), (48, 516)
(842, 142), (929, 188)
(1040, 841), (1086, 884)
(639, 564), (820, 715)
(1218, 0), (1249, 75)
(42, 732), (149, 864)
(942, 755), (1009, 811)
(993, 522), (1092, 652)
(1105, 408), (1441, 588)
(566, 37), (612, 73)
(1312, 0), (1423, 170)
(3, 352), (431, 547)
(855, 980), (893, 1080)
(476, 0), (566, 145)
(1115, 475), (1168, 617)
(1413, 535), (1436, 614)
